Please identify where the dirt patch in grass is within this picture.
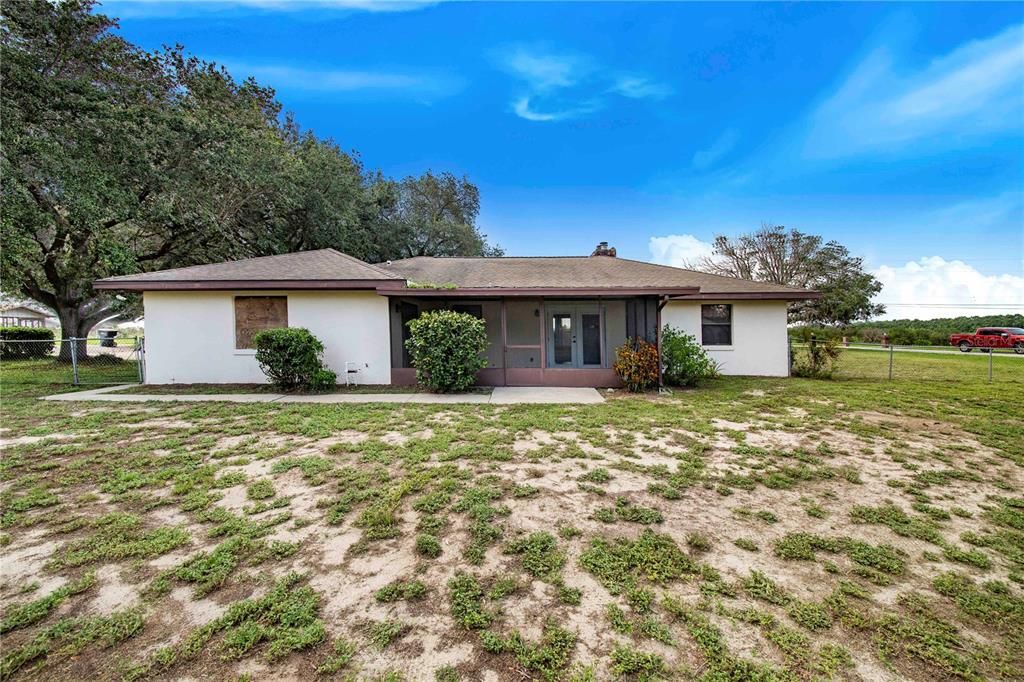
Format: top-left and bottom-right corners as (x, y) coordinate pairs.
(1, 375), (1020, 681)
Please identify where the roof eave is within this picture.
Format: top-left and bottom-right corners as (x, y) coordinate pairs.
(93, 279), (407, 292)
(668, 291), (822, 301)
(384, 286), (701, 297)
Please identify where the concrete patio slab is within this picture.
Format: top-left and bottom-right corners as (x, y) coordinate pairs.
(278, 393), (413, 404)
(490, 387), (605, 404)
(41, 384), (605, 405)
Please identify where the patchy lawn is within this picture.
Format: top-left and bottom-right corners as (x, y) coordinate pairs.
(0, 365), (1021, 681)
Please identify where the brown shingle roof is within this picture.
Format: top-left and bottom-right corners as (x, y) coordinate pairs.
(379, 255), (816, 298)
(94, 249), (404, 290)
(94, 249), (818, 300)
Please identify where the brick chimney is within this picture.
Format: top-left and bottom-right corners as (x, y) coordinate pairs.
(591, 241), (617, 257)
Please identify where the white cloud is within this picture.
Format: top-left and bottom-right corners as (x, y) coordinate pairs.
(649, 236), (1024, 321)
(872, 257), (1024, 320)
(512, 96), (599, 122)
(609, 74), (673, 100)
(219, 61), (463, 98)
(648, 234), (716, 269)
(692, 129), (739, 170)
(497, 46), (671, 122)
(503, 49), (588, 92)
(804, 23), (1024, 158)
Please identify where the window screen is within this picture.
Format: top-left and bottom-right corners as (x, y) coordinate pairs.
(701, 304), (732, 346)
(235, 296), (287, 349)
(450, 304), (483, 319)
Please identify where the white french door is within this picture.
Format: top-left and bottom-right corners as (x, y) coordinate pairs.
(546, 305), (602, 368)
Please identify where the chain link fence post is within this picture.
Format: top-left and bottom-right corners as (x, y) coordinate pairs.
(888, 343), (894, 381)
(989, 349), (993, 383)
(137, 336), (145, 383)
(70, 337), (79, 385)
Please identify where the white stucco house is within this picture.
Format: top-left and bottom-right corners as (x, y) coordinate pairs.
(94, 245), (819, 386)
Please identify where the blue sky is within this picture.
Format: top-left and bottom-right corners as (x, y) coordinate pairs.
(105, 0), (1023, 318)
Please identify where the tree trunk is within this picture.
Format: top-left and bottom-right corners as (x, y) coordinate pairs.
(56, 308), (91, 363)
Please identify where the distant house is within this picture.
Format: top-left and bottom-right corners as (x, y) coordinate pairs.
(94, 245), (819, 386)
(0, 299), (57, 329)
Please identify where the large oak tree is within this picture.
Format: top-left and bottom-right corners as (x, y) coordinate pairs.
(0, 1), (499, 358)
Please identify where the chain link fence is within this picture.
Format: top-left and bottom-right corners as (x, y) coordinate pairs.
(790, 339), (1023, 383)
(0, 337), (144, 385)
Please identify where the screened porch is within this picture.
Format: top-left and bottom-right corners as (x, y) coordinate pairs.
(386, 296), (659, 387)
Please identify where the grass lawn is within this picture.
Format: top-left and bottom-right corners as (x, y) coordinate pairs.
(0, 359), (1021, 681)
(833, 347), (1024, 382)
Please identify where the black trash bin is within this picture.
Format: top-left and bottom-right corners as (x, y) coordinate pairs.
(98, 330), (118, 347)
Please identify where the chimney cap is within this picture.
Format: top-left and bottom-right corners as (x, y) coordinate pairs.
(591, 242), (616, 257)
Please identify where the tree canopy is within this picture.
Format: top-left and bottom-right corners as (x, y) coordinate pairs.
(0, 0), (499, 353)
(697, 223), (884, 326)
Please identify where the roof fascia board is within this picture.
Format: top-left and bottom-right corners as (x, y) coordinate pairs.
(93, 279), (408, 291)
(384, 287), (701, 297)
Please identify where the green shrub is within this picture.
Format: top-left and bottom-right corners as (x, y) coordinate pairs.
(405, 310), (488, 392)
(791, 337), (841, 379)
(252, 328), (336, 391)
(661, 325), (719, 387)
(0, 327), (55, 359)
(613, 338), (659, 392)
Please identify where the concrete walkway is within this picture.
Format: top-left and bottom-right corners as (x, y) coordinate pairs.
(41, 384), (605, 405)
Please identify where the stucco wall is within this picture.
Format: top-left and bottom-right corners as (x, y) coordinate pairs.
(661, 300), (789, 376)
(143, 290), (391, 384)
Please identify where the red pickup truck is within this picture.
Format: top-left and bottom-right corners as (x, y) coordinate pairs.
(950, 327), (1024, 353)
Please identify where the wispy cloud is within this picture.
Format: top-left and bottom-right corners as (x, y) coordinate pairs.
(503, 49), (589, 92)
(497, 45), (671, 122)
(692, 129), (739, 170)
(609, 74), (673, 100)
(512, 96), (600, 123)
(220, 60), (464, 99)
(804, 23), (1024, 158)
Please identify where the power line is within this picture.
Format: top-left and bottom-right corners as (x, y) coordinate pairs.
(876, 303), (1023, 307)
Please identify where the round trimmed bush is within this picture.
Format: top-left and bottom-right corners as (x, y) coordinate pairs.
(405, 310), (488, 393)
(252, 327), (336, 391)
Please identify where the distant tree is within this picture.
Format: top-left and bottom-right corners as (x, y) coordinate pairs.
(386, 171), (503, 258)
(697, 223), (884, 325)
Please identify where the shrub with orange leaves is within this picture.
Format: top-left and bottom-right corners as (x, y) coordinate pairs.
(613, 337), (659, 392)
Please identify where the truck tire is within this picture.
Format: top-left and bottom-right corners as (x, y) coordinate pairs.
(1014, 342), (1024, 355)
(958, 341), (972, 353)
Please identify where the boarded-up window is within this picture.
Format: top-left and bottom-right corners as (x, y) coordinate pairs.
(235, 296), (287, 349)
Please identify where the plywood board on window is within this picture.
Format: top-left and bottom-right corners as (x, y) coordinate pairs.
(235, 296), (287, 349)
